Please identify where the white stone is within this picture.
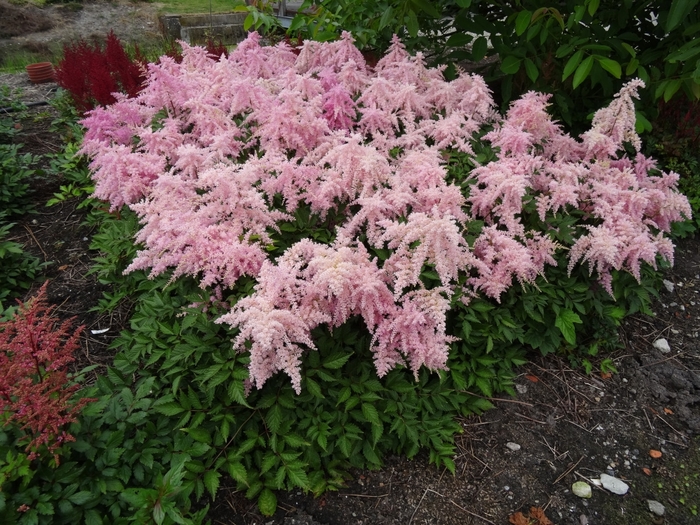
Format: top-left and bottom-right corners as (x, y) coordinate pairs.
(505, 442), (521, 452)
(653, 338), (671, 354)
(663, 279), (675, 293)
(515, 384), (528, 394)
(647, 500), (665, 516)
(572, 481), (592, 498)
(599, 474), (629, 495)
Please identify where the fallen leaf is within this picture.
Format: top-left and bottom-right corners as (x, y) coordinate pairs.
(649, 449), (662, 459)
(508, 512), (531, 525)
(600, 372), (612, 380)
(525, 374), (539, 383)
(58, 265), (68, 271)
(642, 467), (652, 476)
(663, 407), (673, 415)
(529, 506), (553, 525)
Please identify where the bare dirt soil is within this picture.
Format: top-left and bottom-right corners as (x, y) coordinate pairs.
(0, 0), (162, 64)
(2, 3), (699, 524)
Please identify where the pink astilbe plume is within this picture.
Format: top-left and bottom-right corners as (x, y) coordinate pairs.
(218, 241), (396, 393)
(474, 81), (691, 295)
(80, 28), (690, 393)
(582, 79), (645, 158)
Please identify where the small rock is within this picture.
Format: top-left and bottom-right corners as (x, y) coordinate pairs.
(572, 481), (592, 498)
(663, 279), (675, 293)
(506, 442), (521, 452)
(648, 500), (665, 516)
(600, 473), (629, 495)
(653, 338), (671, 354)
(515, 384), (528, 394)
(579, 514), (589, 525)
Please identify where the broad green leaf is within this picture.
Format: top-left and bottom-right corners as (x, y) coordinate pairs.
(625, 58), (639, 76)
(554, 309), (582, 345)
(667, 40), (700, 63)
(68, 491), (94, 505)
(663, 79), (682, 102)
(471, 36), (488, 62)
(562, 50), (583, 80)
(456, 0), (471, 7)
(446, 33), (473, 47)
(500, 55), (522, 75)
(666, 0), (700, 32)
(204, 470), (221, 500)
(692, 80), (700, 99)
(406, 10), (419, 37)
(243, 13), (255, 32)
(524, 58), (539, 82)
(515, 10), (532, 36)
(597, 57), (621, 78)
(621, 42), (636, 58)
(378, 7), (394, 30)
(410, 0), (442, 18)
(153, 502), (165, 525)
(85, 510), (103, 525)
(587, 0), (600, 16)
(258, 489), (277, 517)
(572, 55), (594, 89)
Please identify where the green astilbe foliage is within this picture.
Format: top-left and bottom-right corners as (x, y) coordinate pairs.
(0, 87), (43, 318)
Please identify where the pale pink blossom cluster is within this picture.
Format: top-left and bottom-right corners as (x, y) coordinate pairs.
(471, 81), (691, 295)
(80, 33), (691, 392)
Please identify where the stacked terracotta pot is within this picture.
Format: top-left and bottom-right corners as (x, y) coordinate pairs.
(25, 62), (55, 84)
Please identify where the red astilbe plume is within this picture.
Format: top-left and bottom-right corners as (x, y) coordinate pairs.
(55, 31), (146, 112)
(0, 283), (94, 464)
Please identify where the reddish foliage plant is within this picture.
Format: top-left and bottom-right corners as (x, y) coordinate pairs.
(0, 283), (94, 464)
(55, 31), (146, 112)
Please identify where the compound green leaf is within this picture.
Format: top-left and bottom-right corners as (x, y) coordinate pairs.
(554, 308), (582, 345)
(204, 470), (221, 500)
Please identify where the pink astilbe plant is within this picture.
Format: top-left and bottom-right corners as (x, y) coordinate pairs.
(0, 283), (94, 464)
(80, 30), (691, 392)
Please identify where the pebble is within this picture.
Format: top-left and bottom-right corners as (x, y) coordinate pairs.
(515, 384), (528, 394)
(599, 473), (629, 495)
(506, 442), (521, 452)
(663, 279), (675, 293)
(653, 338), (671, 354)
(648, 500), (665, 516)
(572, 481), (592, 498)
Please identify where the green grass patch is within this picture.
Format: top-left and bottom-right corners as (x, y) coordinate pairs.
(156, 0), (244, 14)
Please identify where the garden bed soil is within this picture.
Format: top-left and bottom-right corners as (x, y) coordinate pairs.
(2, 4), (700, 523)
